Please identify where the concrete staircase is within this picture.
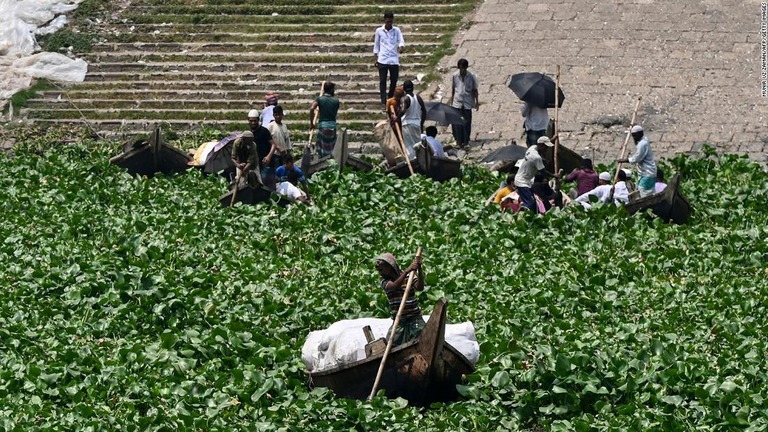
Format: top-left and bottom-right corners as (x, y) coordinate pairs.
(24, 0), (476, 149)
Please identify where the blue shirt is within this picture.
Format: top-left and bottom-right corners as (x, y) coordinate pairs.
(275, 165), (306, 185)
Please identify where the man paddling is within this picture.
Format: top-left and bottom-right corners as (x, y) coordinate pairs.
(374, 253), (424, 345)
(617, 125), (657, 197)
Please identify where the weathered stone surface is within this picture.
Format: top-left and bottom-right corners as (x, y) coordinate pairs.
(434, 0), (768, 164)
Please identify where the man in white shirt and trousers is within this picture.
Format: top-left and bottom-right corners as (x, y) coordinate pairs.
(373, 11), (405, 111)
(521, 101), (549, 147)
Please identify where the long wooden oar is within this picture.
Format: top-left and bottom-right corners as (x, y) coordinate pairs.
(553, 65), (561, 175)
(229, 169), (243, 207)
(368, 247), (423, 400)
(614, 97), (642, 183)
(388, 105), (414, 175)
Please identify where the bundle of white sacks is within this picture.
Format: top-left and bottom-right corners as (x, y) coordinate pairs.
(302, 316), (480, 372)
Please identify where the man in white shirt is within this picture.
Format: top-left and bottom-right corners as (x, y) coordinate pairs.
(520, 101), (549, 147)
(617, 125), (657, 197)
(575, 170), (630, 209)
(399, 80), (425, 160)
(266, 106), (292, 167)
(450, 58), (479, 147)
(373, 11), (405, 110)
(422, 126), (445, 158)
(514, 136), (557, 213)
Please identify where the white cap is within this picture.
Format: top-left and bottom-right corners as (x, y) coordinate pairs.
(598, 172), (611, 181)
(622, 168), (633, 178)
(537, 136), (554, 147)
(630, 125), (643, 133)
(248, 109), (260, 118)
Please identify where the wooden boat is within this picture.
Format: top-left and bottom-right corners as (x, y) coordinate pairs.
(219, 183), (291, 208)
(416, 142), (462, 182)
(109, 126), (191, 177)
(625, 173), (691, 224)
(302, 128), (373, 177)
(384, 157), (420, 179)
(308, 298), (475, 406)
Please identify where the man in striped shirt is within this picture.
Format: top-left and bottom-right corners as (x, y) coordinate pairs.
(375, 253), (424, 345)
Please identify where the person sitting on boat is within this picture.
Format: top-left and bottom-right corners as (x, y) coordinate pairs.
(275, 154), (310, 204)
(616, 125), (657, 197)
(488, 174), (516, 206)
(654, 167), (667, 193)
(532, 174), (565, 211)
(574, 170), (629, 208)
(375, 253), (424, 345)
(230, 131), (260, 188)
(421, 126), (446, 158)
(564, 158), (598, 198)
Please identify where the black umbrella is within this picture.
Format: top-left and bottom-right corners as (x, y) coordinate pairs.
(480, 144), (528, 164)
(508, 72), (565, 109)
(424, 102), (465, 125)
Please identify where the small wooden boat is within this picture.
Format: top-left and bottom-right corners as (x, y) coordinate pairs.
(416, 142), (461, 182)
(384, 157), (420, 179)
(219, 183), (291, 208)
(625, 173), (691, 224)
(308, 298), (475, 406)
(302, 128), (373, 177)
(110, 126), (191, 177)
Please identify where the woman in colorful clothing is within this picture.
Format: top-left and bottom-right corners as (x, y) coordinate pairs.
(309, 82), (340, 157)
(374, 252), (424, 345)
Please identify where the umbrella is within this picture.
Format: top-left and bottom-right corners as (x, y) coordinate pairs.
(507, 72), (565, 109)
(480, 144), (528, 164)
(424, 102), (465, 125)
(202, 133), (239, 176)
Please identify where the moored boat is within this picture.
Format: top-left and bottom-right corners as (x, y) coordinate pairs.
(109, 126), (190, 177)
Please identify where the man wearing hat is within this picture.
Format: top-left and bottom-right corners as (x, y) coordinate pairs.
(230, 130), (260, 188)
(617, 125), (656, 197)
(260, 92), (279, 126)
(374, 252), (424, 345)
(574, 171), (613, 208)
(513, 136), (558, 213)
(246, 109), (278, 188)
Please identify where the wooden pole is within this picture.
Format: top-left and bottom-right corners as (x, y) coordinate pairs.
(389, 105), (415, 175)
(553, 65), (560, 175)
(368, 247), (423, 400)
(614, 97), (642, 183)
(229, 169), (243, 207)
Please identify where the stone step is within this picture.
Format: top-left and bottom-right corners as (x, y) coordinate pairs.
(88, 41), (442, 54)
(83, 51), (434, 64)
(24, 108), (388, 123)
(31, 118), (378, 139)
(129, 0), (463, 4)
(26, 98), (384, 110)
(36, 89), (384, 102)
(86, 61), (429, 73)
(82, 70), (407, 83)
(104, 31), (445, 44)
(104, 23), (454, 34)
(57, 80), (429, 92)
(121, 12), (460, 25)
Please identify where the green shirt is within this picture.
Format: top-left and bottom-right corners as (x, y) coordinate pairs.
(315, 95), (340, 123)
(231, 138), (258, 166)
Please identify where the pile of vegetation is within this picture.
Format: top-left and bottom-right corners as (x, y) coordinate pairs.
(0, 139), (766, 430)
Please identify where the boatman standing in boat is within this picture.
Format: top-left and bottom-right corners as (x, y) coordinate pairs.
(617, 125), (657, 197)
(375, 253), (424, 345)
(230, 131), (260, 188)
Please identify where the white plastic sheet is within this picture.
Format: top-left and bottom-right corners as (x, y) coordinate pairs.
(301, 316), (480, 372)
(0, 0), (87, 110)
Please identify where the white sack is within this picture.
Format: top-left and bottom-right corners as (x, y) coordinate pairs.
(302, 316), (480, 372)
(14, 52), (87, 82)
